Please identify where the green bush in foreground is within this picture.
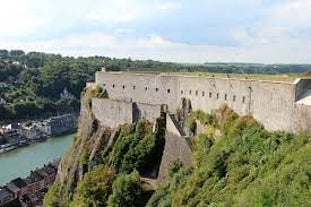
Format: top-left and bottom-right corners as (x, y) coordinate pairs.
(149, 109), (311, 207)
(107, 171), (144, 207)
(70, 166), (115, 207)
(45, 108), (311, 207)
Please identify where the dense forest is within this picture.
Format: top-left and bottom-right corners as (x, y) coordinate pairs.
(1, 49), (311, 122)
(0, 49), (101, 121)
(44, 98), (311, 206)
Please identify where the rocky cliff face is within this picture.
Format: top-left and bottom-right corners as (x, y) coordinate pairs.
(45, 90), (193, 206)
(54, 94), (112, 204)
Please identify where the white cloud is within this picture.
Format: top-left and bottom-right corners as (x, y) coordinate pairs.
(270, 0), (311, 26)
(86, 0), (181, 23)
(0, 0), (310, 63)
(1, 31), (309, 64)
(0, 0), (49, 37)
(157, 2), (181, 12)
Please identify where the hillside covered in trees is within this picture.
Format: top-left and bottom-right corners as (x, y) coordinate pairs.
(1, 49), (311, 122)
(147, 109), (311, 207)
(43, 87), (311, 206)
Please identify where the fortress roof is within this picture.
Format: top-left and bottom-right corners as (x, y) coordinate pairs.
(98, 71), (306, 84)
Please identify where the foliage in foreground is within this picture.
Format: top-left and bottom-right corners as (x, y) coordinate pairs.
(148, 108), (311, 207)
(108, 120), (165, 174)
(45, 107), (311, 207)
(44, 119), (164, 207)
(70, 166), (115, 207)
(107, 171), (144, 207)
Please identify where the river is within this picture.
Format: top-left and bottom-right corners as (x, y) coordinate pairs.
(0, 134), (74, 185)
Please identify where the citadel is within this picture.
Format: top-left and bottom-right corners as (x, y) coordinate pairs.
(91, 66), (311, 134)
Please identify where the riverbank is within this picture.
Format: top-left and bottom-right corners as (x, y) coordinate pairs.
(0, 133), (74, 185)
(0, 130), (76, 156)
(0, 114), (77, 155)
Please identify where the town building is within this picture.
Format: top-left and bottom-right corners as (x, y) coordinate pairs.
(0, 161), (59, 206)
(0, 188), (13, 206)
(21, 124), (43, 140)
(60, 88), (74, 100)
(43, 114), (77, 136)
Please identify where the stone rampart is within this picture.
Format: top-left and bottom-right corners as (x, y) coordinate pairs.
(95, 72), (179, 111)
(133, 102), (162, 123)
(92, 98), (132, 128)
(157, 131), (193, 181)
(95, 71), (311, 133)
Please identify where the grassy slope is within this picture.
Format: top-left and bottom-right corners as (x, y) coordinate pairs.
(148, 108), (311, 207)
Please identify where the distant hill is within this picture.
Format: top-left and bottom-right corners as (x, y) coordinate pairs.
(203, 62), (311, 74)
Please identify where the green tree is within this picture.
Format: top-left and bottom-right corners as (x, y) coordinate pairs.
(107, 171), (143, 207)
(70, 165), (115, 207)
(43, 184), (61, 207)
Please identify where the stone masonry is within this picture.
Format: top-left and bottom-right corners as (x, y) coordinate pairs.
(93, 71), (311, 134)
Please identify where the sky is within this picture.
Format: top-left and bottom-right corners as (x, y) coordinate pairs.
(0, 0), (310, 63)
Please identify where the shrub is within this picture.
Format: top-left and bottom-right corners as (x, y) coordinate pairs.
(107, 171), (143, 207)
(70, 165), (115, 207)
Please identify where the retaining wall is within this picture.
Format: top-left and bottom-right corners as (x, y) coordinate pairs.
(92, 98), (132, 128)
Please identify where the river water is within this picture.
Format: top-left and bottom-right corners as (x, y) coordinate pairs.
(0, 134), (74, 185)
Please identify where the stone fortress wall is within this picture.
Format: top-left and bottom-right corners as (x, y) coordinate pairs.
(93, 71), (311, 133)
(92, 97), (163, 128)
(92, 98), (133, 128)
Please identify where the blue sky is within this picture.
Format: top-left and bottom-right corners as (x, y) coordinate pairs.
(0, 0), (310, 63)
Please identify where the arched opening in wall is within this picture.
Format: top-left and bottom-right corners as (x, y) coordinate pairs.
(217, 93), (219, 99)
(112, 84), (115, 88)
(209, 92), (212, 98)
(145, 86), (148, 91)
(167, 89), (171, 93)
(242, 96), (245, 103)
(195, 90), (198, 96)
(202, 91), (205, 96)
(156, 88), (159, 92)
(122, 85), (125, 89)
